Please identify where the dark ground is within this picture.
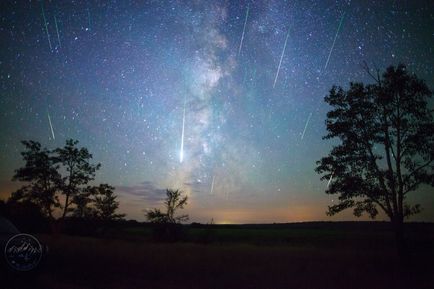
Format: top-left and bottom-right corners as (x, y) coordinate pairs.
(1, 222), (434, 289)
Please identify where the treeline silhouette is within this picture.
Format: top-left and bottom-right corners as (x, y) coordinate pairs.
(1, 139), (191, 241)
(1, 139), (125, 237)
(315, 63), (433, 256)
(1, 64), (433, 248)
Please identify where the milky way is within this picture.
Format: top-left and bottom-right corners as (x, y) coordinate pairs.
(0, 1), (433, 222)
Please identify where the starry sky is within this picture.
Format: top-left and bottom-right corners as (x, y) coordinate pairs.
(1, 0), (433, 223)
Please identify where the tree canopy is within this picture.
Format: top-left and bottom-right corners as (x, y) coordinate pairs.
(10, 139), (123, 221)
(54, 139), (101, 218)
(146, 189), (189, 224)
(11, 140), (61, 218)
(91, 184), (125, 221)
(316, 64), (433, 231)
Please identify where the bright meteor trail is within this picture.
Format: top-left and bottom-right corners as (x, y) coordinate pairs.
(47, 110), (55, 140)
(210, 175), (215, 194)
(179, 96), (186, 163)
(301, 112), (312, 140)
(273, 27), (290, 88)
(41, 3), (52, 51)
(327, 171), (334, 188)
(302, 12), (346, 142)
(324, 12), (345, 71)
(238, 6), (249, 56)
(54, 15), (61, 48)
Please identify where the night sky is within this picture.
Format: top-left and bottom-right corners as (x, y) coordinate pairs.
(1, 0), (433, 223)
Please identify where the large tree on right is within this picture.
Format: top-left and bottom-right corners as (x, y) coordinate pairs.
(316, 64), (433, 247)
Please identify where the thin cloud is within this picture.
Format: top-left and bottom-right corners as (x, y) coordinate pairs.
(116, 181), (166, 203)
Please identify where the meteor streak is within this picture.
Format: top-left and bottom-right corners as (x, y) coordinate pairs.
(54, 15), (61, 48)
(238, 6), (249, 56)
(210, 175), (215, 194)
(324, 12), (345, 71)
(273, 28), (290, 88)
(327, 171), (334, 188)
(302, 11), (347, 141)
(47, 110), (55, 140)
(179, 97), (186, 163)
(41, 3), (52, 51)
(301, 112), (312, 140)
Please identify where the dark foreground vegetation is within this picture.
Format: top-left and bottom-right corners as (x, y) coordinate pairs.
(1, 64), (432, 288)
(1, 222), (433, 289)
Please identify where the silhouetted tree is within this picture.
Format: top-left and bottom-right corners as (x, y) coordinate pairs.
(8, 138), (122, 234)
(146, 189), (188, 241)
(146, 209), (168, 224)
(10, 140), (61, 218)
(91, 184), (125, 221)
(146, 189), (189, 224)
(54, 139), (101, 219)
(316, 64), (433, 251)
(71, 187), (94, 218)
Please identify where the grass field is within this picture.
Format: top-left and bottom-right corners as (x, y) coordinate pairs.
(2, 222), (434, 289)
